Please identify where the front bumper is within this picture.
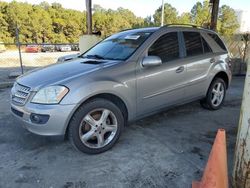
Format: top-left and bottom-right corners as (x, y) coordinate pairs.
(10, 102), (76, 136)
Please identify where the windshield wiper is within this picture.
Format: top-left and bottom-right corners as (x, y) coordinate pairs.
(83, 54), (105, 60)
(81, 54), (123, 61)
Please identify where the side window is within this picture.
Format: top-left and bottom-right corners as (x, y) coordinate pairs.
(183, 32), (203, 56)
(201, 37), (212, 53)
(208, 33), (227, 51)
(148, 32), (179, 62)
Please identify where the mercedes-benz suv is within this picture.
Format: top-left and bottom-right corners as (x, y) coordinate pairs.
(10, 25), (232, 154)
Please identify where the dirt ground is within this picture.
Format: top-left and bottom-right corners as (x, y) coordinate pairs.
(0, 77), (244, 188)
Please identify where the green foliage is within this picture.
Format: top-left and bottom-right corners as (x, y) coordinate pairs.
(190, 1), (239, 37)
(0, 1), (239, 43)
(30, 5), (53, 43)
(217, 5), (239, 39)
(177, 13), (192, 24)
(190, 1), (211, 27)
(0, 1), (12, 42)
(143, 16), (154, 27)
(0, 1), (86, 43)
(6, 1), (34, 43)
(153, 3), (178, 25)
(93, 7), (144, 37)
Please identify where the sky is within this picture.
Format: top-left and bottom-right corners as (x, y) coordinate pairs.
(3, 0), (250, 18)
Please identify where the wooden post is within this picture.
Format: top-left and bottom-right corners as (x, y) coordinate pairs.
(85, 0), (92, 34)
(233, 60), (250, 187)
(210, 0), (220, 31)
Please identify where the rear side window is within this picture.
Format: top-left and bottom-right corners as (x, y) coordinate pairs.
(183, 32), (203, 56)
(201, 37), (212, 53)
(208, 33), (227, 51)
(148, 32), (179, 62)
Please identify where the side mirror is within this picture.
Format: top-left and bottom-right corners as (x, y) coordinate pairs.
(142, 56), (162, 67)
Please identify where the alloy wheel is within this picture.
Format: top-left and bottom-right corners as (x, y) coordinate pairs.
(79, 108), (118, 149)
(211, 82), (225, 107)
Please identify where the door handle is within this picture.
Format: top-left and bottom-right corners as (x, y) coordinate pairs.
(176, 66), (184, 73)
(210, 58), (216, 63)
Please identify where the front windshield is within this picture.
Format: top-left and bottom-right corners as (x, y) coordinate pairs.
(82, 31), (152, 60)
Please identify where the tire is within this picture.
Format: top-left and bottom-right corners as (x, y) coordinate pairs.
(68, 98), (124, 154)
(200, 78), (226, 110)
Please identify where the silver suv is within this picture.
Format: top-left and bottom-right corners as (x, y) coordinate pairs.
(11, 25), (232, 154)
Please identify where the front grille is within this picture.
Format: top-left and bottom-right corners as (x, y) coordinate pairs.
(12, 83), (31, 105)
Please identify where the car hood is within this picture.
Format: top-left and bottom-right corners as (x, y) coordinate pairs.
(17, 58), (120, 90)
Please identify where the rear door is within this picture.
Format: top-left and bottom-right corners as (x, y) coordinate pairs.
(182, 31), (214, 99)
(136, 31), (187, 116)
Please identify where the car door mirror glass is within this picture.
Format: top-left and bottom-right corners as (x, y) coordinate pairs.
(142, 56), (162, 67)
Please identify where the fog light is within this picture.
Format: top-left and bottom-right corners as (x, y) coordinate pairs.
(30, 113), (50, 124)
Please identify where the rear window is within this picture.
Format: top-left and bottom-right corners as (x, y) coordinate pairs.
(208, 33), (227, 51)
(183, 32), (203, 56)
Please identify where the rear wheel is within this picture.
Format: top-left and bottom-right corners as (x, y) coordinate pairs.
(68, 98), (124, 154)
(200, 78), (226, 110)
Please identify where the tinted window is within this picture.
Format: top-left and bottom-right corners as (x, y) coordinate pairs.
(183, 32), (203, 56)
(201, 37), (212, 53)
(208, 33), (227, 51)
(148, 32), (179, 62)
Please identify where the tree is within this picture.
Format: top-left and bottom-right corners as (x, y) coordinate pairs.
(217, 5), (239, 38)
(177, 13), (192, 24)
(153, 3), (178, 26)
(51, 2), (62, 9)
(39, 1), (50, 10)
(92, 6), (143, 37)
(143, 16), (154, 27)
(0, 2), (12, 42)
(62, 9), (86, 43)
(48, 4), (86, 43)
(6, 1), (33, 43)
(0, 1), (239, 43)
(29, 6), (53, 43)
(191, 1), (211, 27)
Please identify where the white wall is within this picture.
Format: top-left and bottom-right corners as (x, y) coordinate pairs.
(79, 35), (102, 54)
(236, 10), (250, 33)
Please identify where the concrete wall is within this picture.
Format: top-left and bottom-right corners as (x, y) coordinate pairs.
(79, 35), (102, 54)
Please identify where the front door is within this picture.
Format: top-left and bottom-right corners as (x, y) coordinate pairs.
(136, 31), (187, 116)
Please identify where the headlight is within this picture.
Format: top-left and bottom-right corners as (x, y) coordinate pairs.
(31, 86), (69, 104)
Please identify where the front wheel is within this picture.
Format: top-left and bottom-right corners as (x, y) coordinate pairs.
(68, 98), (124, 154)
(200, 78), (226, 110)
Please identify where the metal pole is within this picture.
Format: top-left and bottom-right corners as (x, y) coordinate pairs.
(161, 0), (164, 26)
(85, 0), (92, 34)
(210, 0), (220, 31)
(233, 59), (250, 187)
(15, 25), (23, 74)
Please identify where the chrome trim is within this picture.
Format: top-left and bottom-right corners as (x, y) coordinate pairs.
(12, 83), (31, 105)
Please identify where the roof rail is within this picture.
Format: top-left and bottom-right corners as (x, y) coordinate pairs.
(163, 24), (205, 29)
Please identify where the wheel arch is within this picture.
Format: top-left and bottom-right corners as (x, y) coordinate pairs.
(204, 71), (229, 98)
(85, 93), (129, 122)
(212, 71), (229, 89)
(64, 92), (129, 138)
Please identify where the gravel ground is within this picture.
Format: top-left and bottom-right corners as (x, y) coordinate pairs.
(0, 77), (244, 188)
(0, 50), (77, 82)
